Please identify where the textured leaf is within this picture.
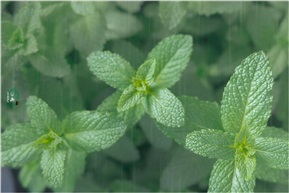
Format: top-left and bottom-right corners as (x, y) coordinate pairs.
(186, 129), (235, 160)
(41, 148), (66, 187)
(161, 148), (213, 191)
(221, 51), (273, 136)
(1, 123), (40, 167)
(188, 2), (242, 16)
(103, 134), (140, 163)
(255, 160), (288, 184)
(159, 2), (187, 30)
(235, 152), (256, 180)
(208, 159), (255, 192)
(105, 10), (143, 40)
(70, 12), (106, 56)
(118, 85), (143, 112)
(14, 2), (42, 34)
(147, 34), (193, 88)
(136, 58), (156, 85)
(70, 2), (95, 15)
(140, 114), (172, 151)
(54, 149), (86, 192)
(143, 88), (184, 127)
(87, 51), (136, 90)
(63, 111), (126, 152)
(2, 21), (25, 50)
(98, 91), (145, 128)
(26, 96), (60, 135)
(255, 137), (289, 170)
(157, 96), (223, 146)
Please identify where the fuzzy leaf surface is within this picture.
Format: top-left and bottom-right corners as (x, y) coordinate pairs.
(87, 51), (136, 90)
(221, 51), (273, 135)
(118, 85), (143, 112)
(209, 160), (255, 192)
(186, 129), (235, 160)
(147, 34), (193, 88)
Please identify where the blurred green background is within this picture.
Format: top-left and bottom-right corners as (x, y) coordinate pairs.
(1, 1), (288, 192)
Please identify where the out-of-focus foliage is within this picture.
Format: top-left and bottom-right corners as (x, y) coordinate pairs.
(1, 1), (288, 192)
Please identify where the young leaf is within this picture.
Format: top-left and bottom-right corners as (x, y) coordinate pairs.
(209, 160), (255, 192)
(143, 88), (184, 127)
(87, 51), (136, 90)
(41, 148), (66, 187)
(135, 58), (156, 85)
(118, 85), (143, 112)
(26, 96), (60, 135)
(221, 51), (273, 136)
(235, 152), (256, 180)
(1, 123), (40, 167)
(54, 149), (86, 192)
(63, 111), (126, 152)
(98, 91), (145, 128)
(147, 34), (193, 88)
(186, 129), (235, 160)
(159, 2), (187, 30)
(255, 137), (289, 170)
(14, 2), (42, 34)
(157, 96), (223, 146)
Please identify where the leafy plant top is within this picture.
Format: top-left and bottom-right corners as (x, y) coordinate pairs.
(185, 51), (289, 192)
(87, 34), (193, 127)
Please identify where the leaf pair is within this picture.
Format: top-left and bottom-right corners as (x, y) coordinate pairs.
(1, 96), (126, 189)
(185, 51), (289, 192)
(87, 34), (193, 127)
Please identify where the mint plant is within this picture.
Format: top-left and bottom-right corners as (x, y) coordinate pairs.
(1, 96), (126, 190)
(185, 51), (289, 192)
(87, 34), (193, 127)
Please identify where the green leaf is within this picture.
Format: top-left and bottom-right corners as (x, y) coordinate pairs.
(1, 123), (40, 167)
(34, 131), (63, 150)
(160, 148), (213, 191)
(262, 127), (289, 140)
(143, 88), (184, 127)
(235, 152), (256, 180)
(29, 49), (71, 78)
(186, 129), (235, 160)
(255, 160), (288, 184)
(159, 2), (187, 30)
(98, 91), (145, 128)
(70, 12), (106, 56)
(147, 34), (193, 88)
(54, 149), (86, 192)
(70, 2), (95, 15)
(26, 96), (60, 135)
(118, 85), (143, 112)
(63, 111), (126, 152)
(157, 96), (223, 146)
(87, 51), (136, 90)
(208, 160), (255, 192)
(188, 2), (243, 16)
(109, 179), (148, 192)
(14, 2), (42, 34)
(2, 21), (25, 50)
(136, 58), (156, 85)
(105, 10), (143, 40)
(255, 137), (289, 170)
(268, 44), (288, 78)
(41, 148), (66, 187)
(19, 161), (47, 192)
(103, 134), (140, 163)
(221, 51), (273, 136)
